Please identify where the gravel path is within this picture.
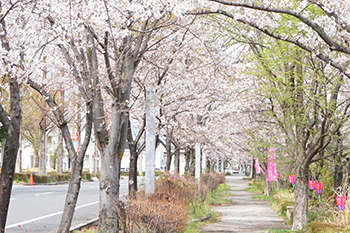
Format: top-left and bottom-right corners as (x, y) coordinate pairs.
(200, 175), (289, 233)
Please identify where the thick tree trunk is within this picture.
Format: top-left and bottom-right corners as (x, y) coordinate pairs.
(98, 105), (124, 233)
(0, 134), (20, 233)
(38, 116), (46, 175)
(0, 79), (21, 233)
(292, 161), (309, 231)
(57, 130), (63, 173)
(99, 150), (120, 232)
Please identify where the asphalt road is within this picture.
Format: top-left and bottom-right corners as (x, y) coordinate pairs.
(5, 177), (133, 233)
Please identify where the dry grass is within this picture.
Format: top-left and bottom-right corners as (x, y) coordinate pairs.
(74, 172), (226, 233)
(122, 192), (189, 232)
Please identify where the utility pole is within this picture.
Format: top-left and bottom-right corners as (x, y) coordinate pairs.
(221, 158), (224, 174)
(195, 142), (201, 186)
(145, 90), (156, 195)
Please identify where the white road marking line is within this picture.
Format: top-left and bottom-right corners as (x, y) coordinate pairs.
(35, 192), (54, 196)
(75, 201), (98, 210)
(6, 211), (63, 229)
(5, 201), (99, 229)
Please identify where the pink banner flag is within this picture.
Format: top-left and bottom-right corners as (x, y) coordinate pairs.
(254, 159), (265, 175)
(267, 147), (279, 182)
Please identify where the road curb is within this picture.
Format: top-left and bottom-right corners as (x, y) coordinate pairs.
(23, 181), (69, 186)
(22, 180), (97, 186)
(69, 217), (99, 232)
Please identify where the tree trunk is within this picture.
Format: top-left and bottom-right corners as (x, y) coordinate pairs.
(341, 157), (350, 187)
(38, 116), (46, 175)
(127, 114), (142, 198)
(292, 161), (309, 231)
(15, 132), (22, 173)
(28, 77), (94, 233)
(0, 140), (4, 168)
(34, 153), (39, 168)
(174, 146), (180, 174)
(0, 79), (21, 233)
(252, 158), (256, 179)
(98, 104), (125, 232)
(57, 130), (63, 173)
(184, 147), (190, 174)
(56, 90), (64, 173)
(333, 155), (343, 190)
(190, 148), (195, 177)
(0, 133), (20, 233)
(128, 144), (138, 197)
(165, 129), (172, 172)
(56, 100), (93, 233)
(57, 158), (84, 232)
(333, 134), (343, 189)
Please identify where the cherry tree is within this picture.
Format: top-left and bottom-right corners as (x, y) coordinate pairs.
(34, 1), (204, 231)
(0, 1), (34, 231)
(191, 0), (350, 230)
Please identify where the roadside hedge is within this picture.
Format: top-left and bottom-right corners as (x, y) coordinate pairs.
(13, 171), (93, 184)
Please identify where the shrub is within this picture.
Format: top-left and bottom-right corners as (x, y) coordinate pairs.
(201, 173), (225, 193)
(121, 192), (188, 232)
(155, 173), (199, 206)
(82, 171), (92, 180)
(14, 171), (73, 183)
(116, 172), (226, 232)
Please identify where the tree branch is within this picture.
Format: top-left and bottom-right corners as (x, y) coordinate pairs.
(207, 0), (350, 54)
(189, 9), (350, 80)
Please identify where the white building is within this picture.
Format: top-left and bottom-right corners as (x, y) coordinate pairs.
(2, 127), (204, 176)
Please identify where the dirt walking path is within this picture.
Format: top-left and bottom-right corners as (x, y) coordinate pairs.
(200, 175), (289, 233)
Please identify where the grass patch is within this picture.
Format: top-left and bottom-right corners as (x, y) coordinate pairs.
(72, 226), (97, 233)
(268, 229), (293, 233)
(183, 182), (231, 232)
(184, 202), (219, 233)
(206, 183), (232, 206)
(251, 195), (270, 201)
(246, 179), (265, 194)
(306, 221), (350, 233)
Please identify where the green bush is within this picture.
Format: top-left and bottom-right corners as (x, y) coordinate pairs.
(14, 171), (74, 183)
(82, 171), (92, 180)
(120, 171), (129, 176)
(155, 170), (164, 176)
